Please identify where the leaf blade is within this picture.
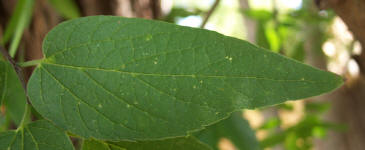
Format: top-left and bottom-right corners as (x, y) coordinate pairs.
(0, 120), (74, 150)
(28, 16), (343, 141)
(195, 111), (260, 150)
(82, 137), (212, 150)
(0, 61), (26, 126)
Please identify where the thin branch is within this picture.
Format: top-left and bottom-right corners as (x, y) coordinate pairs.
(272, 0), (279, 27)
(200, 0), (221, 28)
(0, 45), (31, 128)
(0, 45), (28, 96)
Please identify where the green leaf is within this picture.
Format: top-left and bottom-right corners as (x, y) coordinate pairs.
(27, 16), (343, 141)
(1, 0), (31, 44)
(195, 111), (259, 150)
(82, 137), (212, 150)
(265, 23), (281, 52)
(243, 10), (273, 22)
(0, 53), (4, 61)
(260, 132), (286, 148)
(47, 0), (80, 19)
(2, 0), (34, 57)
(0, 61), (26, 125)
(0, 113), (7, 131)
(285, 41), (305, 62)
(0, 120), (74, 150)
(256, 22), (270, 49)
(259, 118), (281, 130)
(82, 139), (120, 150)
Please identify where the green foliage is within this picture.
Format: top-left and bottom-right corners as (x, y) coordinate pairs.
(0, 61), (26, 126)
(26, 16), (342, 142)
(243, 10), (273, 21)
(82, 140), (123, 150)
(0, 114), (6, 131)
(0, 120), (74, 150)
(243, 10), (281, 52)
(82, 137), (212, 150)
(1, 0), (34, 57)
(243, 2), (340, 149)
(260, 102), (345, 150)
(47, 0), (80, 19)
(244, 2), (335, 60)
(195, 111), (259, 150)
(258, 118), (281, 130)
(243, 10), (272, 50)
(0, 8), (344, 148)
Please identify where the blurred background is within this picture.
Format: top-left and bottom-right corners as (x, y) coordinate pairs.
(1, 0), (364, 150)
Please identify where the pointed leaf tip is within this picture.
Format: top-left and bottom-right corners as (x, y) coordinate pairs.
(28, 16), (343, 141)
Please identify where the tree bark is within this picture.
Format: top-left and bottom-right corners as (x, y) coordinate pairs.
(314, 0), (365, 150)
(317, 0), (365, 74)
(238, 0), (256, 43)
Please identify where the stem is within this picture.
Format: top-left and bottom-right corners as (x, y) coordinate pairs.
(8, 30), (23, 58)
(16, 104), (30, 131)
(67, 132), (82, 138)
(200, 0), (221, 28)
(0, 45), (32, 130)
(0, 45), (27, 91)
(18, 59), (43, 67)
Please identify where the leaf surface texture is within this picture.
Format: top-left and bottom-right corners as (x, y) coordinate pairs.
(82, 137), (211, 150)
(0, 61), (26, 125)
(27, 16), (343, 140)
(0, 120), (74, 150)
(195, 111), (260, 150)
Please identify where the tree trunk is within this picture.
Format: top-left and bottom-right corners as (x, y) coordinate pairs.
(238, 0), (256, 43)
(314, 0), (365, 149)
